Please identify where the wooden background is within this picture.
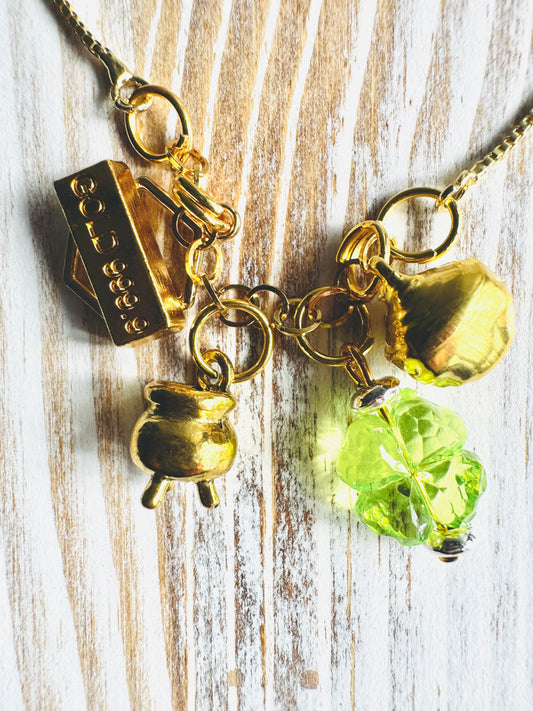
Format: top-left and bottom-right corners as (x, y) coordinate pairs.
(1, 0), (532, 709)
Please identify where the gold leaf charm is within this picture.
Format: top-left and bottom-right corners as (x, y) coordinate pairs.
(55, 160), (185, 345)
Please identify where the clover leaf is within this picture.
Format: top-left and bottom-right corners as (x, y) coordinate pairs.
(337, 389), (486, 546)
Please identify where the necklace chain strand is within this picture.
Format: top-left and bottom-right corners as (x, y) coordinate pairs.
(439, 108), (533, 203)
(50, 0), (143, 102)
(51, 0), (111, 62)
(51, 0), (532, 203)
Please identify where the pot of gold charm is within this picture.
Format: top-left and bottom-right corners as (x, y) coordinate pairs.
(131, 352), (238, 510)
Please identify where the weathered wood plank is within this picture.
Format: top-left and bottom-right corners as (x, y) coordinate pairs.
(1, 0), (532, 709)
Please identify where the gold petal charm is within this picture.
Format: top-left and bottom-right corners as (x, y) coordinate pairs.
(370, 257), (514, 386)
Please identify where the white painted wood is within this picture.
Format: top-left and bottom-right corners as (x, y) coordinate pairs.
(1, 0), (532, 709)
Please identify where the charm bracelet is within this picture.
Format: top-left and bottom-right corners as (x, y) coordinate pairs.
(50, 0), (531, 561)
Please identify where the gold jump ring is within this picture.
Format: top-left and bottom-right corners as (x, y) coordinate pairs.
(196, 349), (235, 392)
(124, 85), (193, 163)
(294, 289), (372, 366)
(377, 186), (460, 263)
(306, 286), (355, 329)
(336, 220), (390, 299)
(185, 239), (223, 284)
(189, 299), (274, 384)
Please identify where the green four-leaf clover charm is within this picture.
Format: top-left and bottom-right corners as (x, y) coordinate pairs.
(337, 389), (486, 557)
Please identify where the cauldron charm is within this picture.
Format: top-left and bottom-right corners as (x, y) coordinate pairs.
(131, 381), (237, 509)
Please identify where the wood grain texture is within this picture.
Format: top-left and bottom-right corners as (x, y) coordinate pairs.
(1, 0), (532, 709)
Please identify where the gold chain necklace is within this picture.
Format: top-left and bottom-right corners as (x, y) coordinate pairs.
(50, 0), (532, 560)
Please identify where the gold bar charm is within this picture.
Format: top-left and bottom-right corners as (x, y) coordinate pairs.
(55, 160), (185, 345)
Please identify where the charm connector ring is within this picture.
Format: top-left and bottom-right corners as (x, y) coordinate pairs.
(377, 187), (460, 263)
(124, 85), (193, 163)
(336, 220), (390, 300)
(190, 299), (274, 384)
(294, 289), (373, 366)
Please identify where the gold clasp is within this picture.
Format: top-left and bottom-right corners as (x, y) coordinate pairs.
(173, 174), (239, 237)
(122, 85), (240, 243)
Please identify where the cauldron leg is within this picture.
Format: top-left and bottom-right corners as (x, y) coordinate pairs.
(141, 475), (174, 509)
(197, 481), (220, 508)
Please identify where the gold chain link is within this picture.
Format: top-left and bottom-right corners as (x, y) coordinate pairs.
(49, 0), (147, 104)
(50, 0), (110, 62)
(439, 108), (533, 204)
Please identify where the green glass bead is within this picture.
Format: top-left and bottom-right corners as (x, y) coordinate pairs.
(337, 388), (486, 548)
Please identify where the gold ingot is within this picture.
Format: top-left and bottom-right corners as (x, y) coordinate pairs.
(131, 381), (237, 508)
(55, 160), (185, 345)
(370, 257), (514, 386)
